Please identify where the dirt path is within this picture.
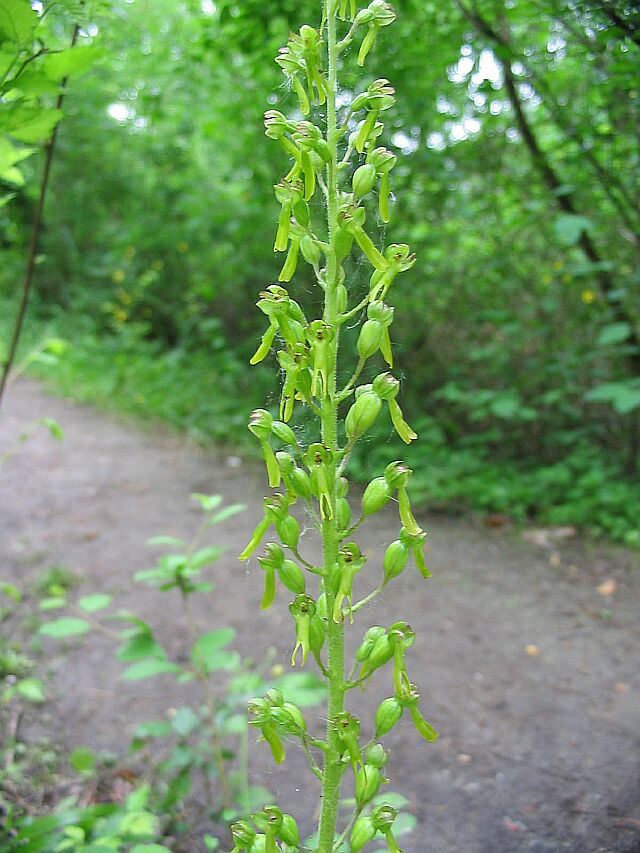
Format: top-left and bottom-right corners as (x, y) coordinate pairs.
(1, 379), (639, 852)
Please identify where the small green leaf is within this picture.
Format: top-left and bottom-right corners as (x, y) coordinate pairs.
(117, 630), (166, 662)
(189, 545), (224, 570)
(273, 672), (326, 707)
(125, 784), (151, 811)
(39, 596), (66, 610)
(585, 381), (640, 415)
(554, 214), (592, 246)
(393, 811), (417, 836)
(596, 322), (631, 347)
(78, 593), (112, 613)
(70, 746), (96, 774)
(170, 706), (200, 736)
(147, 535), (185, 547)
(132, 719), (173, 740)
(190, 628), (235, 673)
(191, 493), (223, 511)
(220, 713), (247, 735)
(0, 581), (21, 601)
(121, 659), (182, 680)
(207, 503), (246, 525)
(39, 617), (90, 637)
(372, 791), (410, 809)
(16, 677), (45, 703)
(39, 417), (64, 440)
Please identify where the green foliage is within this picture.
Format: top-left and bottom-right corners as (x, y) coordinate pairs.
(0, 0), (99, 186)
(26, 494), (326, 848)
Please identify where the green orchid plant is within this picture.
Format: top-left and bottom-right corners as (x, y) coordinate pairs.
(236, 2), (437, 850)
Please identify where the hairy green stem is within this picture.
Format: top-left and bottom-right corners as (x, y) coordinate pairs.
(316, 5), (346, 850)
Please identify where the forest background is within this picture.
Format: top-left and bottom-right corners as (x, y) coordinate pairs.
(2, 0), (639, 544)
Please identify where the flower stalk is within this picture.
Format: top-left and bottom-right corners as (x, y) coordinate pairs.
(237, 2), (438, 850)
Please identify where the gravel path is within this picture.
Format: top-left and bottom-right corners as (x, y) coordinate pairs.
(1, 379), (639, 852)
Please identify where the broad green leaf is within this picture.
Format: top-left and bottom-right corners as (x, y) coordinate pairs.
(121, 659), (182, 680)
(0, 137), (35, 185)
(39, 617), (90, 637)
(12, 69), (59, 96)
(0, 0), (37, 44)
(78, 593), (112, 612)
(70, 746), (96, 774)
(596, 322), (631, 347)
(5, 107), (63, 143)
(16, 677), (45, 703)
(585, 381), (640, 415)
(190, 628), (235, 672)
(42, 46), (99, 81)
(130, 846), (173, 853)
(553, 214), (592, 246)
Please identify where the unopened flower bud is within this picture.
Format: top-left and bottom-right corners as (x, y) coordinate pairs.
(271, 420), (298, 447)
(383, 539), (409, 582)
(279, 813), (300, 847)
(357, 319), (384, 360)
(278, 558), (305, 594)
(276, 513), (300, 549)
(352, 163), (377, 199)
(345, 390), (382, 442)
(375, 696), (403, 736)
(355, 763), (382, 806)
(362, 476), (391, 516)
(300, 234), (322, 265)
(275, 451), (295, 476)
(366, 742), (388, 768)
(350, 815), (376, 852)
(356, 625), (386, 661)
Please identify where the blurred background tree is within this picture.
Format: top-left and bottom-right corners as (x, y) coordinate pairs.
(1, 0), (638, 542)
